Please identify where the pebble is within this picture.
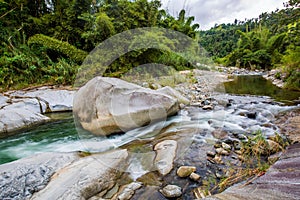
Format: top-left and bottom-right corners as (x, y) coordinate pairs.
(202, 105), (213, 110)
(215, 148), (229, 155)
(221, 142), (231, 151)
(177, 166), (197, 177)
(213, 155), (224, 164)
(160, 185), (182, 198)
(189, 172), (201, 181)
(235, 150), (242, 155)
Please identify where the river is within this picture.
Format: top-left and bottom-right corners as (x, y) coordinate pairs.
(0, 75), (299, 166)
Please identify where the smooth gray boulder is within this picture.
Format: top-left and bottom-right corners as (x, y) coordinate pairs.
(0, 100), (50, 137)
(73, 77), (179, 136)
(8, 88), (75, 113)
(31, 149), (128, 200)
(0, 152), (79, 200)
(0, 87), (75, 136)
(154, 140), (177, 176)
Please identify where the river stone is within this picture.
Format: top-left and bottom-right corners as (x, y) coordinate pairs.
(31, 149), (128, 200)
(113, 182), (143, 200)
(160, 185), (182, 198)
(176, 166), (196, 177)
(0, 152), (79, 200)
(73, 77), (179, 136)
(154, 140), (177, 176)
(190, 172), (201, 181)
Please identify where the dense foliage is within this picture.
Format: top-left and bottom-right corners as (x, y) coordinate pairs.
(0, 0), (199, 90)
(199, 0), (300, 90)
(0, 0), (299, 91)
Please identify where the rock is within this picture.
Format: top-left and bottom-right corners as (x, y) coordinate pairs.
(31, 149), (128, 200)
(8, 88), (75, 113)
(73, 77), (179, 136)
(214, 141), (222, 148)
(221, 142), (231, 151)
(157, 86), (190, 105)
(246, 112), (257, 119)
(215, 148), (229, 156)
(154, 140), (177, 176)
(160, 185), (182, 198)
(189, 172), (201, 181)
(0, 152), (79, 200)
(213, 155), (224, 164)
(233, 133), (248, 141)
(233, 142), (241, 150)
(211, 129), (228, 139)
(202, 105), (213, 110)
(142, 82), (150, 88)
(267, 139), (283, 154)
(177, 166), (197, 177)
(0, 100), (50, 137)
(114, 182), (142, 200)
(149, 83), (162, 90)
(234, 150), (242, 155)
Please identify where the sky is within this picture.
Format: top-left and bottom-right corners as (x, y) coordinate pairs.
(161, 0), (286, 30)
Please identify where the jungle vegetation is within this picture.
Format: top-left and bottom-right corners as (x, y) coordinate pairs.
(0, 0), (299, 90)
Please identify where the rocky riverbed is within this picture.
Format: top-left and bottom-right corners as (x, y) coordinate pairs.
(0, 69), (299, 200)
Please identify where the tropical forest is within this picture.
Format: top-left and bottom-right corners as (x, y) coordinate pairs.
(0, 0), (300, 199)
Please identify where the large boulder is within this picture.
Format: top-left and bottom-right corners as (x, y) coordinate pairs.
(73, 77), (180, 136)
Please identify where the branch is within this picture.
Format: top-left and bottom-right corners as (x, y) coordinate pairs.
(0, 7), (17, 19)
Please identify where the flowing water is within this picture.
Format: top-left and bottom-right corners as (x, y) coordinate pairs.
(0, 75), (299, 167)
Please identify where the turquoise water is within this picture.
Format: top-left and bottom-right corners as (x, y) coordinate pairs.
(0, 113), (78, 164)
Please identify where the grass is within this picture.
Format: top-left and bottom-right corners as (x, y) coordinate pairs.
(202, 130), (289, 196)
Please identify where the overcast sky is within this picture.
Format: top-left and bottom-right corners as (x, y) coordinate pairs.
(161, 0), (286, 30)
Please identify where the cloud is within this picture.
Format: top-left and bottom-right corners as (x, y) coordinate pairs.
(161, 0), (286, 30)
